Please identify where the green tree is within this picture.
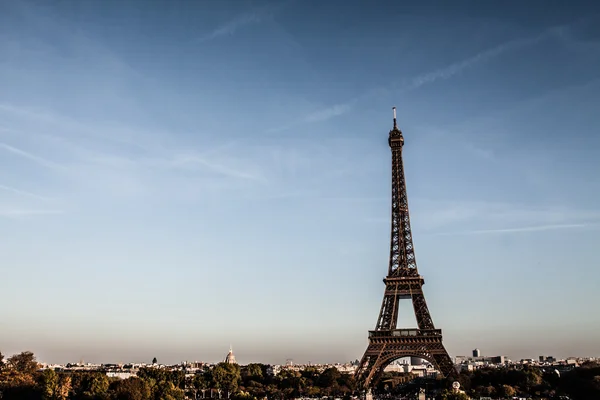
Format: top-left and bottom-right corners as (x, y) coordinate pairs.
(264, 383), (282, 400)
(305, 386), (321, 398)
(317, 367), (341, 396)
(37, 369), (71, 400)
(277, 369), (304, 397)
(89, 374), (110, 398)
(231, 391), (257, 400)
(192, 373), (210, 393)
(499, 384), (516, 397)
(318, 367), (341, 387)
(524, 367), (543, 392)
(73, 372), (110, 399)
(55, 374), (72, 400)
(7, 351), (39, 375)
(0, 351), (39, 399)
(137, 367), (169, 384)
(337, 373), (356, 394)
(152, 380), (185, 400)
(440, 390), (469, 400)
(560, 363), (600, 399)
(39, 369), (59, 400)
(211, 362), (241, 394)
(480, 385), (495, 397)
(244, 364), (263, 379)
(0, 372), (38, 400)
(300, 366), (319, 386)
(111, 377), (151, 400)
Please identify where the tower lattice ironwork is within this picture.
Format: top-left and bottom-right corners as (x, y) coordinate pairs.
(354, 108), (455, 389)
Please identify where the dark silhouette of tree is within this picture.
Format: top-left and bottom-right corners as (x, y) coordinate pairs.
(440, 390), (469, 400)
(151, 358), (157, 365)
(317, 367), (341, 387)
(110, 377), (150, 400)
(7, 351), (39, 375)
(39, 369), (59, 400)
(560, 362), (600, 399)
(151, 380), (184, 400)
(242, 364), (263, 380)
(38, 370), (71, 400)
(69, 372), (110, 399)
(211, 362), (241, 394)
(4, 349), (600, 400)
(499, 384), (516, 397)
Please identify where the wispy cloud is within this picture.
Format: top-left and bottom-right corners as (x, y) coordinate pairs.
(169, 153), (268, 183)
(404, 27), (561, 91)
(366, 199), (600, 237)
(0, 142), (63, 170)
(0, 208), (64, 218)
(463, 142), (496, 161)
(196, 1), (292, 43)
(197, 13), (263, 43)
(0, 103), (158, 151)
(304, 103), (354, 123)
(1, 102), (271, 188)
(421, 200), (600, 227)
(0, 184), (54, 202)
(432, 223), (598, 236)
(267, 88), (382, 133)
(293, 23), (570, 126)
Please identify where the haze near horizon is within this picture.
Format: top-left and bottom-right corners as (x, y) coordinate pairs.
(1, 0), (600, 365)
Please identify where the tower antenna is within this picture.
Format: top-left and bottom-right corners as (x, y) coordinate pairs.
(392, 106), (397, 129)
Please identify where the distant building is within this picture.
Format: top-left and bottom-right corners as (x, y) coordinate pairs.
(490, 356), (505, 364)
(224, 346), (237, 364)
(106, 372), (133, 379)
(454, 356), (467, 364)
(472, 348), (481, 358)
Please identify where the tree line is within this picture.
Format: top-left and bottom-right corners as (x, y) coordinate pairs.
(0, 351), (355, 400)
(438, 362), (600, 399)
(2, 350), (600, 399)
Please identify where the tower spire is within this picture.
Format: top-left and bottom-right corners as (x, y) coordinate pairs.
(392, 106), (397, 129)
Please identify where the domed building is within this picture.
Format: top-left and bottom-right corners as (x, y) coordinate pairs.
(224, 345), (237, 364)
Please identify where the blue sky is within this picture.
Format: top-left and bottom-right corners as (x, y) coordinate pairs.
(1, 0), (599, 365)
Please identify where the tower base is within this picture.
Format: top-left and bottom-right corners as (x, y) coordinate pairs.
(355, 329), (455, 389)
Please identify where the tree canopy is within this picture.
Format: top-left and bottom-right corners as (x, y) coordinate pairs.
(1, 350), (600, 400)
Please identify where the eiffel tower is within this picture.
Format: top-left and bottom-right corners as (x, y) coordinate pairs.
(354, 108), (455, 389)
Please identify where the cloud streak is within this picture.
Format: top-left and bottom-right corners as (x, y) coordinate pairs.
(196, 1), (292, 43)
(197, 12), (263, 43)
(1, 102), (270, 187)
(0, 103), (158, 151)
(294, 23), (570, 126)
(169, 153), (268, 183)
(304, 103), (354, 123)
(367, 200), (600, 237)
(0, 142), (63, 170)
(0, 208), (64, 218)
(404, 27), (560, 91)
(432, 223), (598, 236)
(0, 184), (54, 202)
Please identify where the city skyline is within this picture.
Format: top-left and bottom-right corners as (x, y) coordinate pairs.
(1, 0), (600, 365)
